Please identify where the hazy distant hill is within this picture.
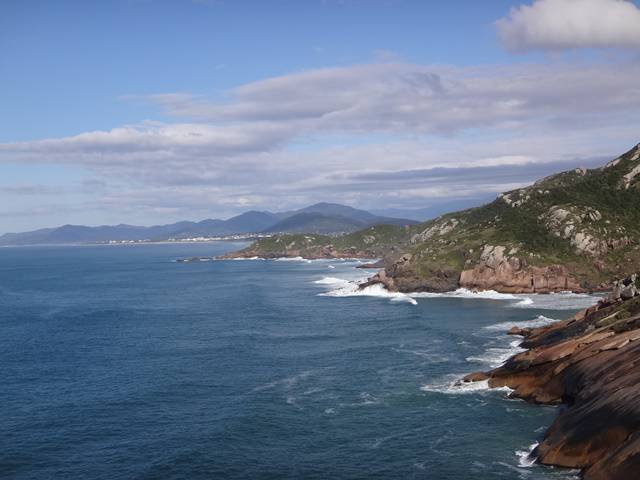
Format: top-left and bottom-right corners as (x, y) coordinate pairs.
(0, 203), (416, 246)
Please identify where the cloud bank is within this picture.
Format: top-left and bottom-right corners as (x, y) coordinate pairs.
(1, 60), (639, 228)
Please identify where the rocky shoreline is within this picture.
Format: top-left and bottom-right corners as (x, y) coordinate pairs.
(463, 275), (640, 479)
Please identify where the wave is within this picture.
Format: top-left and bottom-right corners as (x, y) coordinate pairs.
(466, 339), (525, 368)
(313, 276), (352, 286)
(226, 256), (266, 261)
(409, 288), (519, 300)
(421, 375), (512, 395)
(319, 282), (417, 305)
(315, 275), (599, 311)
(274, 256), (311, 263)
(485, 315), (558, 331)
(515, 442), (539, 468)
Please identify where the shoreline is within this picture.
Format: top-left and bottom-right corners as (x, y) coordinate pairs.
(463, 278), (640, 479)
(224, 251), (607, 296)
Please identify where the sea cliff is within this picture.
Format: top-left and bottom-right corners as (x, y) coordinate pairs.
(465, 275), (640, 479)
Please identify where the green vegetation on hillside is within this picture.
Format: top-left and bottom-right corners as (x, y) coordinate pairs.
(230, 144), (640, 290)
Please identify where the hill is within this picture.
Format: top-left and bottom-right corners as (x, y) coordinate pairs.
(0, 204), (415, 246)
(228, 143), (640, 293)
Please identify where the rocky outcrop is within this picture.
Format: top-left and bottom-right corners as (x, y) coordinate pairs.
(227, 143), (640, 294)
(621, 147), (640, 189)
(464, 274), (640, 479)
(410, 218), (460, 244)
(361, 253), (460, 293)
(458, 245), (583, 293)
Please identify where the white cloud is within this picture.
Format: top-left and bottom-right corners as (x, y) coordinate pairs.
(497, 0), (640, 52)
(1, 60), (639, 228)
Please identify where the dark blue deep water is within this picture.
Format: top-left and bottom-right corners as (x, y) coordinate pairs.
(0, 243), (597, 479)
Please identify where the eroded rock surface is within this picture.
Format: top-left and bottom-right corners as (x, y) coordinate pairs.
(459, 244), (583, 293)
(466, 275), (640, 479)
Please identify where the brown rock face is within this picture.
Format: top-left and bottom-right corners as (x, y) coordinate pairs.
(459, 245), (583, 293)
(478, 287), (640, 479)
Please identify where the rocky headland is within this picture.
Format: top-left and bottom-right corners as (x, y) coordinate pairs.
(226, 143), (640, 296)
(464, 274), (640, 479)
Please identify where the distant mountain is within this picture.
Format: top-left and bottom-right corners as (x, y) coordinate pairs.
(264, 203), (416, 234)
(0, 203), (415, 246)
(263, 213), (367, 234)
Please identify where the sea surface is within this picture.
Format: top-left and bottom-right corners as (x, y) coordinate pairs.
(0, 243), (601, 479)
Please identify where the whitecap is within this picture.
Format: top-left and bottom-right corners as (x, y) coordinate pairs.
(274, 256), (310, 262)
(409, 288), (519, 301)
(313, 276), (352, 287)
(485, 315), (558, 331)
(320, 282), (417, 305)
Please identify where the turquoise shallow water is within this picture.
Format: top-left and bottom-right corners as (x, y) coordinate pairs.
(0, 243), (597, 479)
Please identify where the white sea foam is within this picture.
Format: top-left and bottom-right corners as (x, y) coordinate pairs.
(274, 256), (311, 263)
(409, 288), (519, 300)
(313, 276), (352, 286)
(511, 292), (600, 310)
(514, 297), (533, 306)
(466, 339), (525, 368)
(485, 315), (558, 332)
(227, 256), (265, 261)
(327, 265), (336, 269)
(515, 442), (539, 468)
(421, 376), (512, 395)
(407, 288), (600, 310)
(320, 282), (417, 305)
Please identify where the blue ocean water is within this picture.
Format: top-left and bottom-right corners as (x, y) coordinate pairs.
(0, 243), (597, 479)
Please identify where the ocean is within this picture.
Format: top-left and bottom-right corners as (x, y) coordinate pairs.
(0, 242), (600, 479)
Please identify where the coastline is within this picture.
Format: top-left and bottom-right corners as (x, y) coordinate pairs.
(463, 279), (640, 479)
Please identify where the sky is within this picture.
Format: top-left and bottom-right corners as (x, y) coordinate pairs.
(1, 0), (640, 233)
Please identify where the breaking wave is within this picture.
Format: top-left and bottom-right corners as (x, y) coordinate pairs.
(226, 256), (265, 261)
(313, 276), (352, 286)
(274, 256), (312, 263)
(409, 288), (518, 300)
(318, 281), (417, 305)
(466, 339), (525, 368)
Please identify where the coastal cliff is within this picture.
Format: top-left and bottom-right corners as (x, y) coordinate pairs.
(225, 143), (640, 294)
(465, 275), (640, 479)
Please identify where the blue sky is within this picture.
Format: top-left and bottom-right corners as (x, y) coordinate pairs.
(1, 0), (640, 232)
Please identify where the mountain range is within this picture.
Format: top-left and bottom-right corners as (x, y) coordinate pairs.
(0, 203), (417, 246)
